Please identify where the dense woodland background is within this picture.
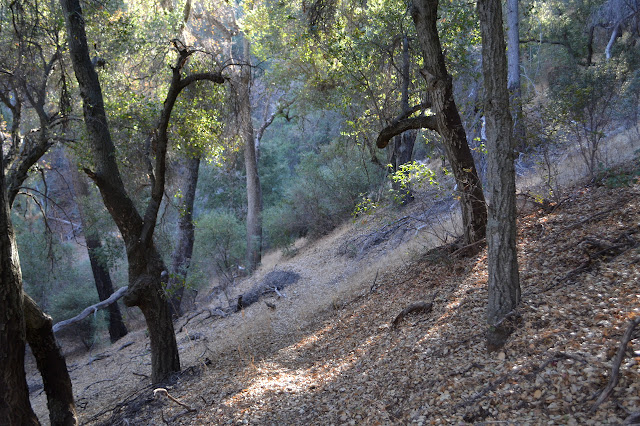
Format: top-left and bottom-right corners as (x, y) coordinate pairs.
(2, 0), (640, 423)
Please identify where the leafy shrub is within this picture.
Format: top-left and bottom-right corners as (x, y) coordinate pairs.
(264, 141), (385, 247)
(191, 209), (246, 284)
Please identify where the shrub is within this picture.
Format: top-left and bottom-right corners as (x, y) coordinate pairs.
(264, 141), (385, 247)
(191, 209), (246, 285)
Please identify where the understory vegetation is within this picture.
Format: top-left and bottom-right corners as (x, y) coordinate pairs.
(2, 0), (640, 422)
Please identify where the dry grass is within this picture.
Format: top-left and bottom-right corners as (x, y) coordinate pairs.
(25, 124), (640, 424)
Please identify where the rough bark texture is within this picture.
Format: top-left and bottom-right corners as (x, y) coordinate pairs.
(60, 0), (223, 383)
(71, 165), (127, 342)
(478, 0), (522, 351)
(59, 0), (179, 383)
(0, 148), (40, 425)
(168, 155), (201, 318)
(410, 0), (487, 245)
(240, 39), (263, 272)
(507, 0), (525, 148)
(24, 295), (77, 425)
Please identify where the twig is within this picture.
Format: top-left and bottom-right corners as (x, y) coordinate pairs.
(451, 238), (486, 257)
(82, 378), (115, 393)
(154, 388), (196, 412)
(132, 372), (149, 379)
(590, 317), (640, 413)
(370, 269), (380, 293)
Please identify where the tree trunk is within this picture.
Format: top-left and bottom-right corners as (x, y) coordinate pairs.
(70, 161), (127, 343)
(59, 0), (180, 383)
(0, 148), (40, 425)
(168, 155), (201, 318)
(239, 39), (263, 272)
(24, 295), (77, 425)
(507, 0), (526, 149)
(478, 0), (521, 351)
(410, 0), (487, 245)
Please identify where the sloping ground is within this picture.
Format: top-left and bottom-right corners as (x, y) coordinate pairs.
(40, 178), (639, 425)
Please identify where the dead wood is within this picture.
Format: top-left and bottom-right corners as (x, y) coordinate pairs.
(450, 238), (486, 257)
(179, 307), (227, 332)
(52, 286), (128, 332)
(591, 317), (640, 413)
(153, 388), (196, 412)
(233, 270), (299, 311)
(624, 412), (640, 425)
(392, 301), (433, 328)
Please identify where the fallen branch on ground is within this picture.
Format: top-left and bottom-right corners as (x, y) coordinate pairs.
(591, 317), (640, 413)
(52, 286), (128, 333)
(392, 299), (434, 328)
(154, 388), (196, 412)
(179, 307), (227, 332)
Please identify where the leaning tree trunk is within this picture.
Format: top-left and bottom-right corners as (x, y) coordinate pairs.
(0, 148), (40, 425)
(24, 295), (77, 425)
(239, 39), (263, 272)
(59, 0), (180, 383)
(411, 0), (487, 245)
(478, 0), (521, 351)
(168, 155), (201, 318)
(60, 0), (224, 383)
(70, 159), (127, 342)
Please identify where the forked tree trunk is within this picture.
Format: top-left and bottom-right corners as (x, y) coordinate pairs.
(59, 0), (180, 383)
(168, 155), (201, 317)
(24, 295), (77, 425)
(0, 148), (40, 425)
(60, 0), (224, 383)
(410, 0), (487, 244)
(478, 0), (521, 351)
(71, 165), (127, 342)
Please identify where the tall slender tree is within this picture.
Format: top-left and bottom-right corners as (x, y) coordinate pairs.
(507, 0), (525, 147)
(478, 0), (521, 350)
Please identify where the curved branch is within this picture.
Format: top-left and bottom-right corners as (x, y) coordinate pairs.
(52, 286), (128, 333)
(140, 46), (226, 246)
(376, 115), (437, 148)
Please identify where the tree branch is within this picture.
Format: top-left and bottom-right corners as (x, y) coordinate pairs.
(52, 286), (129, 333)
(376, 115), (437, 148)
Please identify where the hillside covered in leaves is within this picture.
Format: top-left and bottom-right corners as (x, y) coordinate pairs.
(25, 166), (640, 425)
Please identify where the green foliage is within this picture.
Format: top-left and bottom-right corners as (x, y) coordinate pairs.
(191, 210), (246, 281)
(388, 161), (439, 204)
(48, 276), (106, 350)
(595, 151), (640, 188)
(548, 59), (639, 176)
(264, 139), (385, 246)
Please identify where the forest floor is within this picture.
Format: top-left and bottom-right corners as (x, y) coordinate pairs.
(27, 140), (640, 425)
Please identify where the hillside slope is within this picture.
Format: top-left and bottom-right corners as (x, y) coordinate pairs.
(25, 172), (640, 425)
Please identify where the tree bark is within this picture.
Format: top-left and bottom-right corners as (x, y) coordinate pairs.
(478, 0), (521, 351)
(507, 0), (525, 149)
(168, 155), (201, 318)
(59, 0), (180, 383)
(70, 159), (128, 343)
(60, 0), (224, 384)
(239, 39), (263, 272)
(24, 295), (77, 425)
(0, 148), (40, 425)
(410, 0), (487, 245)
